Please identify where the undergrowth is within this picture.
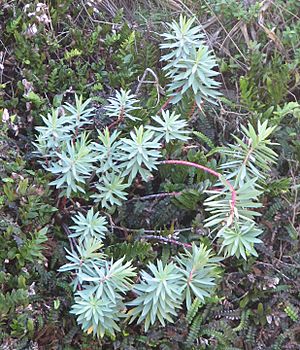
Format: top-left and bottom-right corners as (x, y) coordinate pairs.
(0, 0), (299, 349)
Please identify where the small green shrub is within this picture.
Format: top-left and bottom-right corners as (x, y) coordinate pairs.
(33, 15), (278, 338)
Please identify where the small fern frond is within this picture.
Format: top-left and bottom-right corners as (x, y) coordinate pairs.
(186, 314), (203, 346)
(233, 309), (251, 332)
(186, 298), (202, 324)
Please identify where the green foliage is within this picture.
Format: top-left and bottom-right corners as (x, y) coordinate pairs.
(92, 172), (128, 209)
(30, 13), (283, 340)
(71, 254), (136, 337)
(34, 108), (72, 152)
(17, 227), (48, 266)
(71, 292), (123, 338)
(2, 2), (299, 348)
(160, 15), (221, 106)
(58, 238), (106, 291)
(186, 314), (203, 346)
(93, 128), (122, 173)
(218, 223), (262, 260)
(63, 94), (95, 128)
(128, 261), (183, 331)
(176, 244), (220, 307)
(105, 241), (155, 263)
(120, 126), (161, 182)
(204, 121), (278, 259)
(160, 15), (204, 64)
(186, 298), (202, 324)
(239, 50), (291, 111)
(0, 288), (29, 317)
(193, 130), (215, 149)
(206, 0), (261, 22)
(59, 213), (137, 337)
(48, 133), (95, 197)
(284, 304), (298, 322)
(78, 257), (136, 303)
(0, 131), (67, 346)
(104, 89), (141, 122)
(219, 120), (278, 185)
(233, 309), (251, 332)
(69, 208), (108, 244)
(147, 110), (190, 143)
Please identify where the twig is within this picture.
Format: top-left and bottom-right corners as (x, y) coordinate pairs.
(188, 100), (197, 118)
(61, 223), (75, 252)
(161, 160), (237, 225)
(141, 234), (192, 248)
(126, 191), (182, 203)
(157, 88), (182, 114)
(255, 261), (291, 281)
(135, 68), (163, 106)
(107, 107), (125, 130)
(158, 95), (174, 114)
(112, 224), (192, 235)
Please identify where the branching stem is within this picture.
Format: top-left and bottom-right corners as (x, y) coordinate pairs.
(157, 88), (182, 114)
(188, 100), (197, 118)
(108, 106), (125, 130)
(127, 191), (181, 203)
(160, 160), (237, 225)
(158, 95), (174, 114)
(141, 235), (192, 248)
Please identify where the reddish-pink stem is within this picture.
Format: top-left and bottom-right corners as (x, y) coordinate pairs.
(188, 100), (197, 118)
(158, 95), (174, 114)
(108, 107), (125, 130)
(161, 160), (237, 225)
(158, 88), (182, 114)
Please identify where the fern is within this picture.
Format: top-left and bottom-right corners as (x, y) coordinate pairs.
(105, 241), (154, 263)
(194, 130), (215, 149)
(200, 327), (228, 346)
(233, 309), (251, 331)
(272, 332), (288, 350)
(284, 304), (298, 321)
(48, 67), (59, 93)
(245, 325), (256, 345)
(195, 106), (217, 142)
(186, 298), (202, 324)
(172, 188), (203, 210)
(15, 338), (30, 350)
(137, 42), (159, 75)
(264, 198), (283, 220)
(47, 307), (60, 325)
(63, 325), (79, 345)
(186, 314), (203, 346)
(285, 223), (298, 241)
(56, 280), (73, 295)
(161, 245), (170, 266)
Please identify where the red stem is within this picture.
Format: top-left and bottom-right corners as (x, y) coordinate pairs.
(108, 107), (125, 130)
(158, 95), (174, 114)
(188, 100), (197, 118)
(158, 88), (182, 114)
(161, 160), (237, 226)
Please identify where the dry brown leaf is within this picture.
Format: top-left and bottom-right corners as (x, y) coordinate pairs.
(258, 0), (284, 52)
